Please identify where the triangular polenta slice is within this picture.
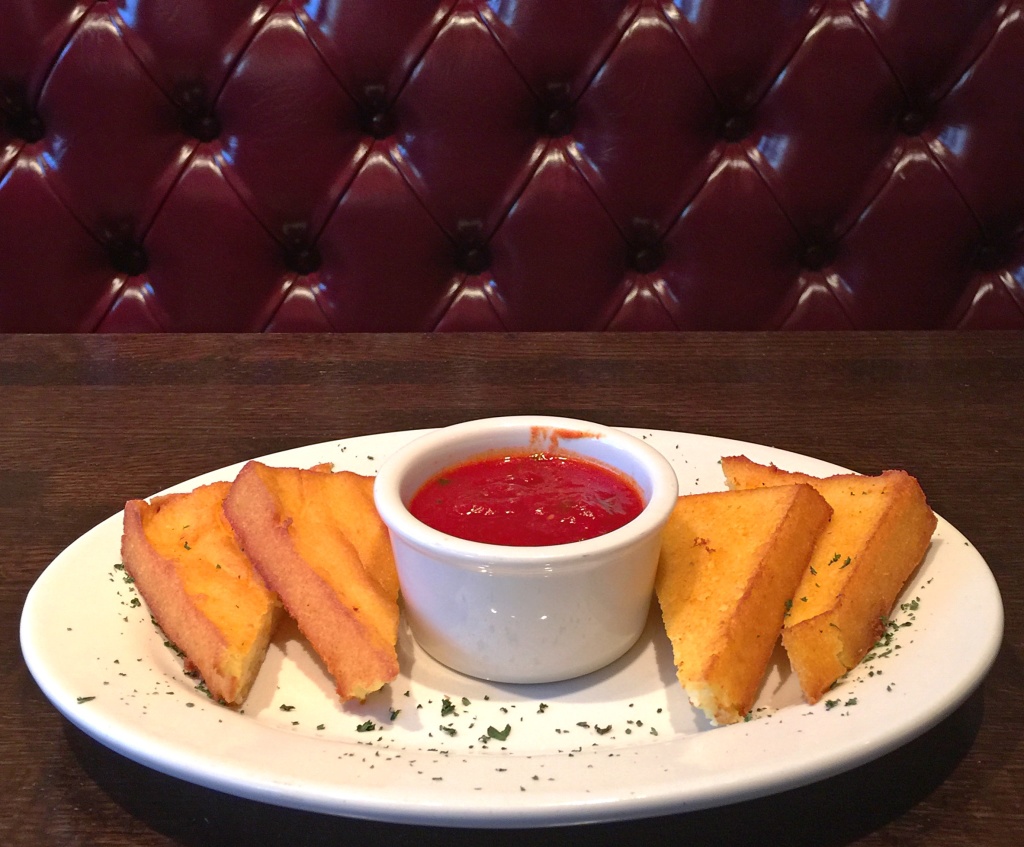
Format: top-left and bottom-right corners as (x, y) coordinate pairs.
(721, 456), (937, 703)
(121, 481), (284, 705)
(223, 461), (399, 701)
(655, 484), (832, 725)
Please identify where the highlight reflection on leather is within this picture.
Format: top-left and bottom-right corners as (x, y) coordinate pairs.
(1, 0), (1022, 331)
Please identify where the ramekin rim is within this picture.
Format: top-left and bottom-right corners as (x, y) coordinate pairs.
(373, 415), (679, 564)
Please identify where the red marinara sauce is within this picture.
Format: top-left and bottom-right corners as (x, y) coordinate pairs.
(408, 452), (645, 546)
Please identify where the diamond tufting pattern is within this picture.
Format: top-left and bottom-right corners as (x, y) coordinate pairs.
(1, 0), (1023, 331)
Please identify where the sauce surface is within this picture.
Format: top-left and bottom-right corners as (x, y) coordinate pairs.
(409, 452), (644, 546)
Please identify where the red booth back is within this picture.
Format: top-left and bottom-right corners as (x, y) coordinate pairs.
(2, 0), (1024, 331)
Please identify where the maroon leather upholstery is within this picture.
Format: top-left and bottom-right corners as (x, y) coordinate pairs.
(2, 0), (1023, 331)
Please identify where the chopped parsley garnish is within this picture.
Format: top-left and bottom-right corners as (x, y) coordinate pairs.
(355, 720), (376, 732)
(487, 724), (511, 741)
(76, 696), (96, 704)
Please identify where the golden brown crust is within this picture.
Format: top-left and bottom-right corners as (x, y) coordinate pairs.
(656, 483), (832, 724)
(223, 461), (399, 701)
(120, 482), (283, 705)
(722, 456), (937, 703)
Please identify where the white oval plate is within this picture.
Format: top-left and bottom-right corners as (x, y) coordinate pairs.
(20, 429), (1003, 828)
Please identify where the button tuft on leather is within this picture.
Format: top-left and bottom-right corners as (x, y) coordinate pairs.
(456, 242), (491, 274)
(281, 222), (321, 275)
(538, 82), (575, 138)
(106, 237), (149, 277)
(898, 109), (927, 137)
(628, 219), (665, 273)
(187, 112), (222, 142)
(801, 242), (835, 271)
(455, 219), (490, 273)
(1, 85), (45, 142)
(359, 84), (394, 139)
(629, 243), (664, 273)
(283, 242), (322, 275)
(719, 112), (752, 143)
(176, 82), (221, 141)
(973, 238), (1009, 272)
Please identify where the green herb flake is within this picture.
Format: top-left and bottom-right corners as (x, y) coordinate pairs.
(76, 696), (96, 704)
(279, 704), (296, 712)
(356, 720), (377, 732)
(487, 724), (512, 741)
(440, 696), (457, 717)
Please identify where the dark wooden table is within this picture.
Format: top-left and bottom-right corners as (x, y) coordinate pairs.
(3, 332), (1021, 846)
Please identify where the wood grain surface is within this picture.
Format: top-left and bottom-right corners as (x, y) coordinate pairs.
(2, 332), (1020, 846)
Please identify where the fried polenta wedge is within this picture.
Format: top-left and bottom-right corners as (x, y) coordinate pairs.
(121, 481), (284, 705)
(656, 484), (832, 724)
(223, 461), (399, 701)
(722, 456), (937, 703)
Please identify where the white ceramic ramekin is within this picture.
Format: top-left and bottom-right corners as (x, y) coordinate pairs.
(373, 416), (679, 684)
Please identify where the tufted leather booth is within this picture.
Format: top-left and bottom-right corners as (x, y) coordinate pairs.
(2, 0), (1024, 332)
